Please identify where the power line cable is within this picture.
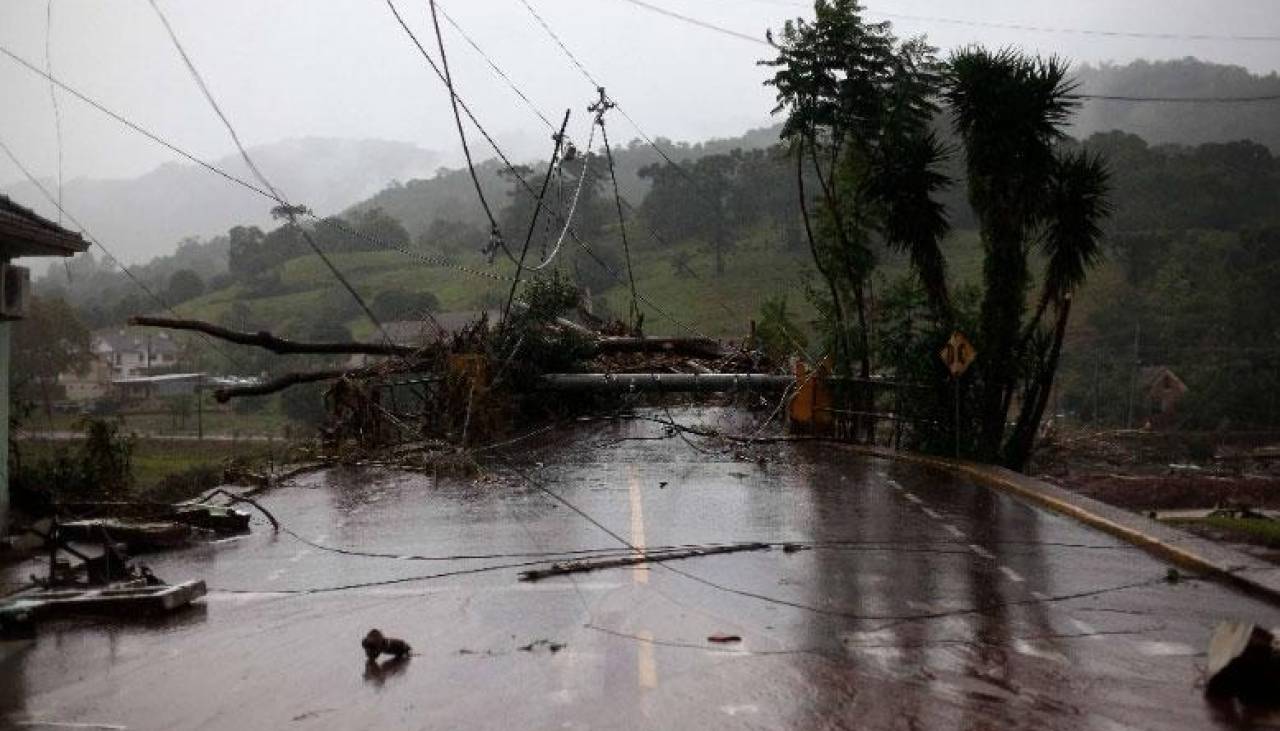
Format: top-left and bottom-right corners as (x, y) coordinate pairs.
(1071, 92), (1280, 103)
(423, 0), (512, 266)
(435, 4), (558, 132)
(384, 1), (709, 339)
(513, 0), (603, 86)
(617, 0), (770, 45)
(590, 89), (641, 330)
(43, 0), (63, 227)
(509, 1), (751, 322)
(529, 121), (596, 272)
(503, 109), (571, 321)
(146, 0), (393, 345)
(713, 0), (1280, 43)
(0, 136), (248, 371)
(0, 43), (516, 288)
(45, 0), (73, 285)
(608, 0), (1280, 103)
(867, 7), (1280, 43)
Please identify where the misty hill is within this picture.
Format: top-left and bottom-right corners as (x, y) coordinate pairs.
(3, 137), (440, 264)
(347, 125), (784, 239)
(1073, 58), (1280, 151)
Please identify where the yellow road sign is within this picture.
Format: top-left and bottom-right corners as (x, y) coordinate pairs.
(940, 332), (976, 377)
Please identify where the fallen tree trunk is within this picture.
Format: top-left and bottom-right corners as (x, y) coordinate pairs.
(130, 316), (420, 357)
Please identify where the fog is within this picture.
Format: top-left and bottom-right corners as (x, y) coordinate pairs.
(2, 0), (1278, 187)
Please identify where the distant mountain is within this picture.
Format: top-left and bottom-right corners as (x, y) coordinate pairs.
(1072, 58), (1280, 151)
(2, 137), (440, 264)
(349, 124), (784, 239)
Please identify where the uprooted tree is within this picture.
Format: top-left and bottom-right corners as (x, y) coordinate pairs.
(130, 274), (732, 453)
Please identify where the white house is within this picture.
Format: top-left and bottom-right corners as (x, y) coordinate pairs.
(93, 327), (180, 379)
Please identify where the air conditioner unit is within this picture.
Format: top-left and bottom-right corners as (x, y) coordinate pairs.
(0, 264), (31, 321)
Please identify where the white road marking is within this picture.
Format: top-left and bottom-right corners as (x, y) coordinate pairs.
(1013, 638), (1068, 664)
(1136, 641), (1197, 657)
(1069, 618), (1103, 639)
(637, 630), (658, 689)
(967, 544), (995, 560)
(903, 493), (922, 504)
(998, 566), (1026, 583)
(920, 507), (942, 520)
(1030, 591), (1050, 602)
(942, 524), (966, 539)
(628, 466), (648, 585)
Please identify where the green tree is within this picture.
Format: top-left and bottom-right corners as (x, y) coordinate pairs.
(764, 0), (950, 390)
(227, 225), (266, 278)
(166, 268), (205, 303)
(371, 289), (440, 321)
(764, 0), (950, 445)
(12, 296), (93, 418)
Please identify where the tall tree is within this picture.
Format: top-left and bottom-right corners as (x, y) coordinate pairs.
(764, 0), (951, 389)
(946, 47), (1111, 467)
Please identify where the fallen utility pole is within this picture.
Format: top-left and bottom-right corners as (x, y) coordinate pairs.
(519, 542), (769, 581)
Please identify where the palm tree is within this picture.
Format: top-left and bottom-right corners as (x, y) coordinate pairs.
(945, 47), (1111, 468)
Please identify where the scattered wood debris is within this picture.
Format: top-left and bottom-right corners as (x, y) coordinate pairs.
(518, 639), (565, 653)
(518, 542), (770, 581)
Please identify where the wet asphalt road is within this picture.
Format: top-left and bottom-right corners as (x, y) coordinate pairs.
(3, 407), (1280, 730)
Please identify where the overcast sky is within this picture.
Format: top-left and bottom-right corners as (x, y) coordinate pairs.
(2, 0), (1279, 188)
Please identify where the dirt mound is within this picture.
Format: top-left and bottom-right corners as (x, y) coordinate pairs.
(1052, 472), (1280, 511)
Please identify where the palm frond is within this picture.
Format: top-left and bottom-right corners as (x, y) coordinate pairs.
(1039, 149), (1112, 305)
(873, 131), (953, 315)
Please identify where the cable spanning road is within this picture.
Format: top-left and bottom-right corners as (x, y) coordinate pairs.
(3, 407), (1278, 730)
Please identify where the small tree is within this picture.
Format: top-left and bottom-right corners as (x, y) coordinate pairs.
(166, 269), (205, 303)
(12, 296), (93, 419)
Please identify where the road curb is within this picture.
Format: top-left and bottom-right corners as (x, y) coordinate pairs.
(841, 444), (1280, 606)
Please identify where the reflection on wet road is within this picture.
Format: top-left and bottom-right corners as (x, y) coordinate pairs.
(3, 408), (1279, 730)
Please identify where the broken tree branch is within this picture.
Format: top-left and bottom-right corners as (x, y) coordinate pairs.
(213, 369), (349, 403)
(130, 316), (420, 357)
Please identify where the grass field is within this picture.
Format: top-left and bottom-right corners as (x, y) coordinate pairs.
(21, 408), (289, 439)
(15, 435), (293, 498)
(169, 225), (990, 347)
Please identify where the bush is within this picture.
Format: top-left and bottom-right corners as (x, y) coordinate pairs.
(11, 417), (134, 504)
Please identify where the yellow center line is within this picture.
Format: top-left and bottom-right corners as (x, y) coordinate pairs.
(637, 630), (658, 689)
